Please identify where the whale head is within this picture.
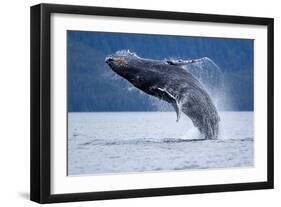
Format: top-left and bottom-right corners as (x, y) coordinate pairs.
(105, 50), (163, 89)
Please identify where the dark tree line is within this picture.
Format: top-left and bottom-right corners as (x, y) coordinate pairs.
(67, 31), (254, 112)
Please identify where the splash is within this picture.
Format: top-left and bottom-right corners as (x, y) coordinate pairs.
(182, 57), (229, 110)
(114, 49), (139, 58)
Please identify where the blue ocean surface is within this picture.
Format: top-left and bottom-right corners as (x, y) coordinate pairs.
(68, 111), (253, 176)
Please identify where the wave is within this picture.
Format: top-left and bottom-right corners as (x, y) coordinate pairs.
(79, 137), (253, 146)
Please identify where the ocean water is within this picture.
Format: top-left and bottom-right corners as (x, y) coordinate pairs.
(68, 112), (253, 176)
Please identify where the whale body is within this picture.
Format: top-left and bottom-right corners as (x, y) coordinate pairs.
(105, 50), (220, 139)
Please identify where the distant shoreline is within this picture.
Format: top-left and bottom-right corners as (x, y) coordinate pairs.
(68, 111), (254, 113)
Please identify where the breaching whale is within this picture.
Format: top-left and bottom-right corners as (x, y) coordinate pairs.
(105, 50), (220, 139)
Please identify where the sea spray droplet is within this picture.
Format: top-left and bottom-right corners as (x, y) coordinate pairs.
(182, 57), (227, 111)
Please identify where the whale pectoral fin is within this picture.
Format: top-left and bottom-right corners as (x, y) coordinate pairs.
(157, 87), (176, 99)
(156, 87), (181, 122)
(172, 102), (181, 122)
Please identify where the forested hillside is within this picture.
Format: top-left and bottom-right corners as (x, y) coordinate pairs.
(67, 31), (253, 112)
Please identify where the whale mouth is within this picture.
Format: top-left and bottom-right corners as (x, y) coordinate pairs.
(105, 56), (114, 64)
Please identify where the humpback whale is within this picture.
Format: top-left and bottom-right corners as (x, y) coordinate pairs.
(105, 50), (220, 139)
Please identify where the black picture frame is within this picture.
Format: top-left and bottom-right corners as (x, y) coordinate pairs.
(30, 3), (274, 204)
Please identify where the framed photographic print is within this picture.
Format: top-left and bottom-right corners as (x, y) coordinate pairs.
(30, 3), (274, 203)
